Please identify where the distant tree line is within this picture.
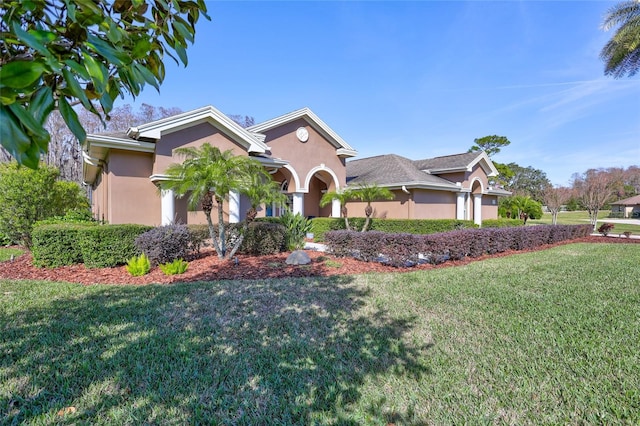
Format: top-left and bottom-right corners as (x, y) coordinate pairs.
(469, 135), (640, 228)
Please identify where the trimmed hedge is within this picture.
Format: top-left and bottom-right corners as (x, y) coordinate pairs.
(325, 224), (592, 267)
(78, 225), (153, 268)
(309, 217), (477, 241)
(31, 223), (150, 268)
(31, 223), (97, 267)
(482, 219), (523, 228)
(239, 222), (287, 255)
(187, 222), (286, 256)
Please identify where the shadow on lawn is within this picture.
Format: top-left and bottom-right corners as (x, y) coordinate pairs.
(1, 276), (432, 424)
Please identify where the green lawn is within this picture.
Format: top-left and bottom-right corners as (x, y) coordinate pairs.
(1, 243), (639, 424)
(0, 247), (23, 262)
(530, 210), (640, 235)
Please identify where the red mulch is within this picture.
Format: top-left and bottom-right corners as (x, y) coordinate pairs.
(1, 236), (638, 285)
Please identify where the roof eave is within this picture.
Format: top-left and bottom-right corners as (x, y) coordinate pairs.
(87, 134), (156, 152)
(348, 181), (461, 192)
(132, 105), (268, 154)
(337, 148), (358, 158)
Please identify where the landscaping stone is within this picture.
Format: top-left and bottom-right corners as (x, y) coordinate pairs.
(286, 250), (311, 265)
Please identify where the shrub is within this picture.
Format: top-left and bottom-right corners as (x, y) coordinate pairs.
(608, 211), (624, 218)
(31, 223), (96, 267)
(0, 162), (89, 247)
(207, 222), (242, 254)
(280, 210), (312, 250)
(325, 224), (592, 268)
(79, 224), (152, 268)
(310, 217), (476, 241)
(135, 224), (191, 266)
(239, 222), (286, 255)
(597, 223), (615, 236)
(159, 259), (189, 275)
(186, 224), (210, 254)
(623, 231), (632, 238)
(126, 253), (151, 276)
(0, 232), (12, 246)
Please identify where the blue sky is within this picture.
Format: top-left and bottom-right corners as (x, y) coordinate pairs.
(124, 1), (640, 186)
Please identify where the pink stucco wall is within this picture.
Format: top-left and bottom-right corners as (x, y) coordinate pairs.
(105, 150), (159, 225)
(261, 118), (346, 192)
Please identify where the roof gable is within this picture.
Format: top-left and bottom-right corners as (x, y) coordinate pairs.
(414, 151), (498, 177)
(248, 107), (357, 158)
(128, 105), (269, 154)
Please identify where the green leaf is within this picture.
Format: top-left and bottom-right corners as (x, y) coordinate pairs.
(10, 22), (50, 56)
(106, 20), (123, 44)
(26, 29), (56, 45)
(8, 103), (49, 143)
(172, 18), (194, 43)
(64, 59), (90, 80)
(174, 43), (188, 66)
(0, 61), (45, 89)
(81, 52), (107, 93)
(133, 63), (160, 91)
(27, 87), (55, 120)
(58, 97), (87, 143)
(27, 86), (55, 126)
(99, 88), (114, 114)
(62, 67), (92, 109)
(0, 105), (32, 157)
(86, 34), (129, 65)
(0, 87), (20, 105)
(132, 38), (152, 59)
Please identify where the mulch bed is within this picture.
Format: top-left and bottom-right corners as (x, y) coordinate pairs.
(1, 236), (638, 285)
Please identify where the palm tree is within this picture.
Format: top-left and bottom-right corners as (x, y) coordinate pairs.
(227, 175), (287, 258)
(601, 1), (640, 78)
(319, 189), (356, 230)
(160, 143), (274, 259)
(499, 195), (542, 224)
(351, 183), (395, 232)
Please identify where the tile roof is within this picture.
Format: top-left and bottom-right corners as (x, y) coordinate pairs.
(611, 194), (640, 205)
(413, 152), (480, 171)
(346, 154), (459, 189)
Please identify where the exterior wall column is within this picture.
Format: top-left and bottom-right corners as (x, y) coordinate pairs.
(456, 193), (466, 220)
(229, 190), (240, 223)
(292, 192), (304, 216)
(331, 199), (341, 218)
(473, 193), (482, 226)
(161, 189), (175, 225)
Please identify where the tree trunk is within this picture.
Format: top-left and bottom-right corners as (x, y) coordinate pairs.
(216, 196), (226, 258)
(362, 204), (373, 232)
(342, 206), (350, 231)
(202, 192), (223, 258)
(590, 209), (599, 231)
(227, 207), (257, 259)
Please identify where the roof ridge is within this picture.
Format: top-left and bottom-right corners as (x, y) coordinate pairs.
(417, 151), (477, 162)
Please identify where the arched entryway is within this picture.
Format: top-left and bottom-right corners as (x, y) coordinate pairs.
(304, 166), (340, 218)
(469, 179), (483, 225)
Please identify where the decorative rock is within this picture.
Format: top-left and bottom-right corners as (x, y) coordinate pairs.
(285, 250), (311, 265)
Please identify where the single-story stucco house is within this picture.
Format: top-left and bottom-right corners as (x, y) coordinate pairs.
(82, 105), (509, 226)
(611, 195), (640, 218)
(346, 152), (511, 224)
